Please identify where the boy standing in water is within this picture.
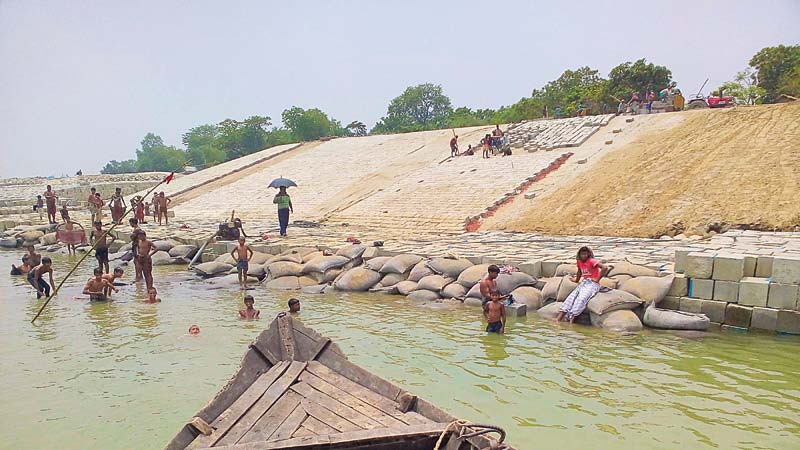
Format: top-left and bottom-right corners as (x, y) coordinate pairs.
(27, 257), (55, 299)
(288, 298), (301, 314)
(484, 295), (506, 334)
(102, 267), (124, 298)
(135, 230), (157, 291)
(90, 221), (116, 274)
(239, 295), (260, 319)
(230, 236), (253, 290)
(83, 267), (118, 301)
(555, 246), (612, 324)
(129, 218), (144, 282)
(145, 287), (161, 303)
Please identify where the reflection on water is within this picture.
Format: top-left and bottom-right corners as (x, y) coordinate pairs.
(0, 251), (799, 450)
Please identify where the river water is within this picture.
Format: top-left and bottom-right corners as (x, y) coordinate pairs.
(1, 251), (798, 450)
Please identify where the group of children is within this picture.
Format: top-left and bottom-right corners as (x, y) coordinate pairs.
(448, 125), (507, 159)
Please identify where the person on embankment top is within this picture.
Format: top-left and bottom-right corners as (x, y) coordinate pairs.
(273, 186), (293, 237)
(555, 246), (612, 324)
(450, 135), (459, 157)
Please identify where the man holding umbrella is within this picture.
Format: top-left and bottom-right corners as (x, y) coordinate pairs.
(270, 177), (296, 237)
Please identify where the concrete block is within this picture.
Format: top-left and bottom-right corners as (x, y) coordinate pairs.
(667, 273), (688, 297)
(738, 277), (769, 307)
(660, 296), (680, 310)
(750, 307), (778, 331)
(755, 256), (773, 278)
(767, 283), (799, 310)
(724, 303), (752, 328)
(679, 297), (702, 313)
(743, 256), (757, 278)
(689, 278), (714, 299)
(776, 310), (800, 334)
(721, 324), (749, 333)
(699, 299), (727, 323)
(674, 248), (694, 273)
(712, 254), (744, 281)
(507, 303), (527, 317)
(771, 256), (800, 285)
(713, 280), (740, 302)
(540, 260), (563, 278)
(685, 252), (714, 279)
(518, 260), (542, 278)
(212, 242), (228, 256)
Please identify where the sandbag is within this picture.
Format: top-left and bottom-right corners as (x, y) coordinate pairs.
(540, 277), (562, 302)
(496, 272), (537, 295)
(537, 302), (563, 319)
(395, 280), (418, 296)
(250, 251), (273, 265)
(511, 286), (543, 309)
(456, 264), (490, 287)
(342, 257), (363, 271)
(407, 289), (440, 302)
(590, 310), (643, 332)
(442, 283), (468, 299)
(336, 244), (367, 260)
(39, 232), (57, 245)
(20, 230), (44, 242)
(267, 252), (304, 264)
(151, 251), (178, 266)
(247, 264), (266, 278)
(643, 305), (710, 330)
(265, 276), (301, 290)
(426, 258), (473, 279)
(302, 251), (324, 264)
(152, 240), (175, 252)
(267, 261), (304, 279)
(380, 254), (423, 274)
(366, 256), (392, 271)
(282, 247), (318, 257)
(620, 275), (674, 307)
(609, 261), (658, 278)
(417, 275), (451, 292)
(408, 260), (433, 282)
(302, 255), (350, 273)
(215, 253), (236, 265)
(169, 244), (198, 258)
(310, 268), (342, 284)
(463, 297), (483, 307)
(380, 272), (407, 286)
(586, 289), (644, 315)
(599, 278), (618, 289)
(0, 237), (20, 248)
(334, 268), (383, 291)
(556, 276), (578, 302)
(465, 283), (483, 299)
(301, 284), (328, 294)
(207, 273), (259, 286)
(194, 261), (233, 276)
(554, 263), (577, 277)
(298, 275), (318, 287)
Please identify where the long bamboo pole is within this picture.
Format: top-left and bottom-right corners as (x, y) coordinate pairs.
(31, 169), (180, 324)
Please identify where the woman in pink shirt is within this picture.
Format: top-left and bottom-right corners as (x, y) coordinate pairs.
(555, 246), (612, 323)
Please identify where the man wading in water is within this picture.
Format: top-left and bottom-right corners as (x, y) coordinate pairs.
(129, 218), (145, 283)
(135, 230), (157, 291)
(90, 221), (116, 274)
(555, 246), (612, 324)
(480, 265), (508, 333)
(230, 236), (254, 290)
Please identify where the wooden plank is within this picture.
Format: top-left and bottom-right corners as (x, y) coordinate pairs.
(299, 416), (337, 436)
(290, 426), (315, 438)
(202, 423), (448, 450)
(403, 411), (436, 425)
(298, 371), (406, 428)
(315, 351), (402, 401)
(290, 382), (383, 430)
(276, 313), (296, 361)
(254, 318), (284, 363)
(187, 361), (290, 449)
(266, 402), (307, 442)
(301, 399), (362, 433)
(214, 361), (307, 446)
(305, 361), (401, 416)
(249, 342), (279, 365)
(291, 321), (345, 357)
(236, 391), (302, 444)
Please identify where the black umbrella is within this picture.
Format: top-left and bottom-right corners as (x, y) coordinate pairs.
(268, 177), (297, 188)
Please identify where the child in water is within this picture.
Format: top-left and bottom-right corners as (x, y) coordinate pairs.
(145, 287), (161, 303)
(288, 298), (301, 314)
(188, 325), (200, 335)
(239, 294), (260, 320)
(555, 246), (612, 324)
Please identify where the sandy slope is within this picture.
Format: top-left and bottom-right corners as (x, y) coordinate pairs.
(491, 103), (800, 237)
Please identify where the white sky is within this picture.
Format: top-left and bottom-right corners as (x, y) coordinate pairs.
(1, 0), (798, 178)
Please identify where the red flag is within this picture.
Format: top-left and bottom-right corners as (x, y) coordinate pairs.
(164, 172), (175, 184)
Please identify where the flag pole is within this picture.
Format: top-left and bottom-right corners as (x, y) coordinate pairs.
(31, 167), (182, 324)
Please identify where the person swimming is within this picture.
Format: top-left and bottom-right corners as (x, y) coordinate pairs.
(239, 295), (260, 320)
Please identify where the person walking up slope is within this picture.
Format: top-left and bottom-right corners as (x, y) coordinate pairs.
(273, 186), (293, 237)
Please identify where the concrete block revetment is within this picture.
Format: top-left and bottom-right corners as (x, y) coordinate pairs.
(679, 297), (702, 313)
(712, 254), (745, 281)
(685, 252), (714, 279)
(738, 277), (769, 307)
(755, 256), (773, 278)
(660, 296), (680, 310)
(771, 256), (800, 285)
(713, 280), (739, 303)
(767, 283), (799, 310)
(750, 307), (778, 331)
(776, 310), (800, 334)
(689, 278), (714, 299)
(724, 304), (752, 328)
(668, 273), (688, 297)
(700, 300), (727, 323)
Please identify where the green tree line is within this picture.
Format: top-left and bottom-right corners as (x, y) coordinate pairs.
(103, 45), (799, 174)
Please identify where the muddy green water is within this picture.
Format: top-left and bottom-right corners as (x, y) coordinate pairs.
(1, 252), (799, 450)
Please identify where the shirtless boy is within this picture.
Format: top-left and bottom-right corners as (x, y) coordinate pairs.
(26, 245), (42, 267)
(480, 265), (507, 333)
(83, 267), (118, 301)
(102, 267), (124, 297)
(135, 230), (158, 291)
(158, 192), (171, 226)
(145, 287), (161, 303)
(27, 257), (55, 299)
(230, 236), (254, 290)
(288, 298), (301, 314)
(90, 221), (116, 273)
(44, 185), (58, 224)
(129, 218), (144, 282)
(239, 295), (260, 320)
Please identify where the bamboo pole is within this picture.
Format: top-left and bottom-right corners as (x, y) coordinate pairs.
(31, 169), (181, 324)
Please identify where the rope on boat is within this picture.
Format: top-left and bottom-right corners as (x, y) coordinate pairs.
(432, 420), (508, 450)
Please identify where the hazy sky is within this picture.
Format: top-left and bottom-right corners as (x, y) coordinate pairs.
(1, 0), (798, 178)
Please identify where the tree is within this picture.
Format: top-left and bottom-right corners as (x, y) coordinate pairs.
(717, 68), (766, 105)
(345, 121), (368, 136)
(101, 159), (137, 174)
(134, 133), (186, 172)
(281, 107), (337, 141)
(533, 66), (608, 117)
(373, 84), (453, 133)
(446, 107), (496, 128)
(607, 59), (672, 100)
(749, 45), (800, 102)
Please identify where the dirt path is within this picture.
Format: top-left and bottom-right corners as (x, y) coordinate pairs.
(493, 103), (800, 237)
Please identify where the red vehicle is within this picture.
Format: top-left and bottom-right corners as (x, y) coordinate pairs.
(687, 78), (736, 109)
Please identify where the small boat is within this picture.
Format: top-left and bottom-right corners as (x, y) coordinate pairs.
(165, 313), (515, 450)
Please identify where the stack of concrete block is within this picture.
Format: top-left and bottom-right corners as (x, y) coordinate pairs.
(663, 251), (800, 334)
(506, 115), (615, 152)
